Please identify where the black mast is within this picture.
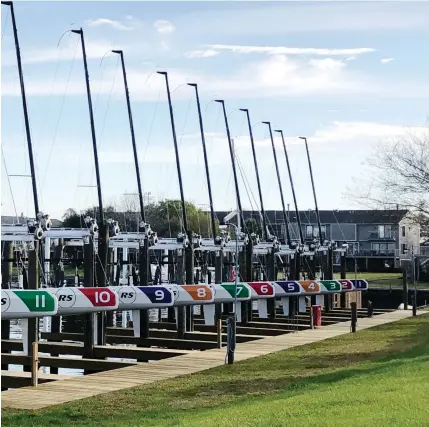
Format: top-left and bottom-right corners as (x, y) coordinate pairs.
(157, 71), (188, 233)
(188, 83), (216, 241)
(113, 50), (145, 222)
(263, 122), (292, 247)
(215, 100), (245, 229)
(240, 109), (267, 240)
(300, 136), (323, 242)
(275, 129), (304, 245)
(72, 28), (104, 226)
(2, 1), (39, 217)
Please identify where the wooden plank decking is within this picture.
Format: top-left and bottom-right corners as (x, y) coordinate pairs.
(1, 309), (424, 410)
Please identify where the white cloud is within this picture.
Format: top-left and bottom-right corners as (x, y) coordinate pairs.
(3, 52), (428, 101)
(308, 121), (425, 145)
(381, 57), (394, 64)
(346, 56), (356, 61)
(208, 44), (376, 56)
(86, 18), (134, 31)
(185, 50), (220, 59)
(153, 20), (175, 35)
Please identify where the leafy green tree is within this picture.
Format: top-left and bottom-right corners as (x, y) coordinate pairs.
(62, 200), (218, 237)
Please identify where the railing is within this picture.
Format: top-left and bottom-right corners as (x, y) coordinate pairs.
(347, 249), (395, 257)
(368, 232), (395, 240)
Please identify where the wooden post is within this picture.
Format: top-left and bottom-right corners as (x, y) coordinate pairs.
(308, 254), (317, 307)
(24, 245), (39, 373)
(138, 238), (150, 339)
(238, 245), (248, 325)
(402, 265), (408, 309)
(350, 302), (357, 333)
(216, 317), (222, 349)
(325, 247), (334, 311)
(167, 250), (175, 323)
(245, 238), (254, 323)
(31, 342), (39, 387)
(106, 244), (114, 328)
(340, 251), (347, 308)
(267, 248), (276, 320)
(185, 230), (194, 332)
(83, 239), (94, 361)
(367, 300), (373, 317)
(176, 249), (186, 339)
(96, 224), (108, 346)
(50, 240), (63, 374)
(1, 241), (12, 377)
(289, 253), (298, 317)
(214, 249), (223, 323)
(412, 291), (417, 316)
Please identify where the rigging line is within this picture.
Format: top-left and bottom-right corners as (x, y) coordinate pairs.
(1, 146), (19, 221)
(83, 55), (120, 209)
(331, 209), (348, 241)
(38, 32), (73, 155)
(236, 152), (260, 214)
(40, 36), (79, 192)
(164, 95), (193, 223)
(1, 6), (10, 40)
(142, 81), (162, 163)
(235, 154), (256, 213)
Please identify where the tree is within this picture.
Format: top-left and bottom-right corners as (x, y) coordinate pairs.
(349, 124), (429, 234)
(61, 199), (218, 237)
(62, 208), (82, 228)
(245, 217), (262, 236)
(146, 199), (218, 237)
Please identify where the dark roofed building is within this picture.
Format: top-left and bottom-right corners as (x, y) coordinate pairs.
(215, 209), (420, 271)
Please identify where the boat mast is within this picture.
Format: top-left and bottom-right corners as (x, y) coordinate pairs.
(2, 1), (39, 218)
(188, 83), (217, 241)
(275, 129), (304, 245)
(263, 121), (292, 247)
(240, 109), (267, 240)
(157, 71), (188, 233)
(112, 50), (146, 222)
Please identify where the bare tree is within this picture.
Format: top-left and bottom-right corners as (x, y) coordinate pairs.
(121, 193), (140, 213)
(348, 124), (429, 237)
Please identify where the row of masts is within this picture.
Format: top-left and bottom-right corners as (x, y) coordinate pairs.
(2, 2), (327, 280)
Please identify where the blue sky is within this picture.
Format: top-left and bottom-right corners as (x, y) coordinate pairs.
(2, 1), (429, 220)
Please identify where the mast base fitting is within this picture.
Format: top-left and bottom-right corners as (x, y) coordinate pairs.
(84, 216), (98, 235)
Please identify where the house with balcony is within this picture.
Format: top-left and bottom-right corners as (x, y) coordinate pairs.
(215, 209), (421, 271)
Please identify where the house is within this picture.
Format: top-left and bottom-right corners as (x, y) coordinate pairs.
(215, 209), (421, 271)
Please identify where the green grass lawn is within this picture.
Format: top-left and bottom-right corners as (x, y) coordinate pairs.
(2, 314), (429, 427)
(335, 271), (429, 289)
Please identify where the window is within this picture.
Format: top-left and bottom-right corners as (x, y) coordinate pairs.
(371, 243), (396, 256)
(402, 226), (406, 237)
(378, 225), (392, 239)
(401, 243), (407, 255)
(305, 225), (327, 240)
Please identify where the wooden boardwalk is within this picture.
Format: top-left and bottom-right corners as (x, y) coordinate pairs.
(2, 309), (423, 410)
